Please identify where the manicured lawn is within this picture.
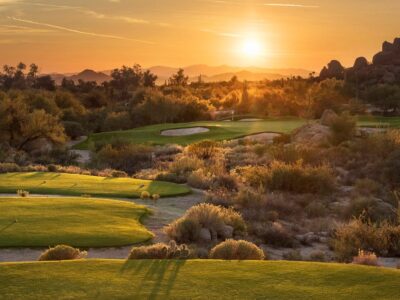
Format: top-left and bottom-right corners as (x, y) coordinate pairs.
(75, 118), (307, 149)
(0, 197), (153, 247)
(0, 260), (399, 299)
(0, 172), (191, 198)
(358, 116), (400, 128)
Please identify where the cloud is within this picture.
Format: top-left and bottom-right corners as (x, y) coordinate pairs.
(8, 17), (155, 44)
(0, 24), (53, 34)
(201, 29), (240, 38)
(264, 3), (319, 8)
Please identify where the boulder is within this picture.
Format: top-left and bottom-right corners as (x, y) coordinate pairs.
(320, 109), (338, 126)
(353, 57), (369, 69)
(292, 123), (331, 145)
(221, 225), (234, 239)
(319, 60), (345, 80)
(382, 41), (394, 52)
(199, 228), (212, 242)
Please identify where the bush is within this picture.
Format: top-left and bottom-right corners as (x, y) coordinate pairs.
(352, 250), (378, 266)
(273, 133), (291, 145)
(0, 162), (21, 173)
(309, 251), (326, 262)
(140, 191), (150, 199)
(187, 169), (214, 189)
(17, 190), (29, 197)
(238, 161), (335, 194)
(128, 241), (192, 259)
(187, 140), (219, 160)
(344, 197), (396, 223)
(333, 219), (400, 261)
(169, 156), (204, 176)
(209, 239), (265, 260)
(165, 204), (246, 244)
(38, 245), (87, 261)
(283, 250), (303, 261)
(250, 222), (295, 248)
(152, 194), (160, 201)
(111, 170), (128, 178)
(329, 112), (356, 145)
(47, 164), (58, 172)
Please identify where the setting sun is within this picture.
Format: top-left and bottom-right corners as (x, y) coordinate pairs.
(241, 38), (264, 58)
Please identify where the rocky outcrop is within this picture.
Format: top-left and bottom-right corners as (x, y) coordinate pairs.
(373, 38), (400, 66)
(319, 60), (345, 80)
(320, 109), (338, 126)
(292, 123), (331, 145)
(353, 57), (369, 69)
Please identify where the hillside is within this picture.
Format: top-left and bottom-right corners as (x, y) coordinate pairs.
(0, 260), (398, 299)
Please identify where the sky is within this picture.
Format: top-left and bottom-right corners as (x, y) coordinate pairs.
(0, 0), (399, 73)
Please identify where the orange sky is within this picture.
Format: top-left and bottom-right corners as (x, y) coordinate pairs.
(0, 0), (399, 73)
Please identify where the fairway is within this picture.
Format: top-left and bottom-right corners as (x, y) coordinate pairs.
(75, 118), (307, 149)
(0, 197), (153, 247)
(358, 116), (400, 128)
(0, 172), (190, 198)
(0, 260), (399, 299)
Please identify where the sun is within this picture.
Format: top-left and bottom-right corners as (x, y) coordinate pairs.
(241, 38), (263, 58)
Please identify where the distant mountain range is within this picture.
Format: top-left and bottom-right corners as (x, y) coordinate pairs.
(49, 64), (312, 85)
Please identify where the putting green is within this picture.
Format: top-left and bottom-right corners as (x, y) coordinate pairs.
(75, 118), (307, 149)
(0, 260), (398, 299)
(0, 172), (190, 198)
(0, 197), (153, 247)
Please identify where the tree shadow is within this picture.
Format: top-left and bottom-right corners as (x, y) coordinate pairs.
(0, 220), (16, 233)
(120, 259), (186, 299)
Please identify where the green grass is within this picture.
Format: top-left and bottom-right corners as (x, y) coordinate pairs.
(75, 118), (307, 149)
(0, 172), (190, 198)
(358, 116), (400, 128)
(0, 197), (153, 247)
(0, 260), (399, 299)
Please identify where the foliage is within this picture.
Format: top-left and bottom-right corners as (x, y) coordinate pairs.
(352, 250), (378, 266)
(128, 240), (192, 259)
(38, 245), (87, 261)
(209, 239), (265, 260)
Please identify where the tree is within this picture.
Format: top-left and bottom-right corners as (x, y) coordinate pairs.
(169, 69), (189, 86)
(143, 70), (157, 87)
(237, 81), (251, 113)
(33, 75), (56, 91)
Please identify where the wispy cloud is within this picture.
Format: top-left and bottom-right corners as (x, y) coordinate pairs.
(264, 3), (319, 8)
(0, 24), (53, 34)
(201, 29), (241, 38)
(8, 17), (155, 44)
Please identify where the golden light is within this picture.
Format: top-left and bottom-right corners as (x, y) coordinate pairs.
(241, 38), (263, 58)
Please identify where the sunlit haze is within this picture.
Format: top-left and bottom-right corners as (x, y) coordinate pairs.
(0, 0), (399, 72)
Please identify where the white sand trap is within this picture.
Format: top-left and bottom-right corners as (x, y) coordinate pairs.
(161, 127), (210, 136)
(239, 118), (264, 122)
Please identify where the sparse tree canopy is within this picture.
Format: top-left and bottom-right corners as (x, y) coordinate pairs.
(169, 69), (189, 86)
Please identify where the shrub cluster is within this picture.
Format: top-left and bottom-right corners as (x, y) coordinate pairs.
(209, 239), (265, 260)
(38, 245), (87, 261)
(128, 241), (192, 259)
(165, 203), (246, 244)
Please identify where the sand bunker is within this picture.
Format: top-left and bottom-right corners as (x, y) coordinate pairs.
(161, 127), (210, 136)
(239, 132), (281, 143)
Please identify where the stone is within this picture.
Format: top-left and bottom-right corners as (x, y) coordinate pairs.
(353, 57), (369, 69)
(320, 109), (338, 126)
(319, 60), (345, 80)
(292, 123), (331, 145)
(199, 228), (212, 242)
(221, 225), (234, 239)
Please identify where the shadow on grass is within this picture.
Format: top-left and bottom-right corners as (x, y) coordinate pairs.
(120, 259), (186, 299)
(0, 220), (16, 233)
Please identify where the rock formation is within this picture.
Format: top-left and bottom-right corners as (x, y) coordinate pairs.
(319, 60), (345, 80)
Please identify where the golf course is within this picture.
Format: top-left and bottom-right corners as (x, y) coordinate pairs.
(75, 118), (307, 149)
(0, 260), (399, 299)
(0, 172), (191, 198)
(0, 197), (153, 247)
(75, 116), (400, 149)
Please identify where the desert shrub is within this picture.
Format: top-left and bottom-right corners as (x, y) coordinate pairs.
(17, 190), (29, 197)
(329, 112), (356, 145)
(333, 219), (400, 261)
(212, 174), (238, 191)
(344, 197), (396, 223)
(63, 121), (85, 139)
(383, 149), (400, 186)
(111, 170), (128, 178)
(169, 156), (204, 176)
(93, 144), (153, 174)
(165, 204), (246, 244)
(273, 133), (291, 144)
(253, 144), (268, 157)
(152, 194), (160, 201)
(47, 164), (58, 172)
(239, 161), (335, 194)
(187, 169), (214, 189)
(309, 251), (326, 262)
(354, 178), (381, 196)
(128, 241), (192, 259)
(250, 222), (295, 248)
(0, 162), (21, 173)
(209, 239), (265, 260)
(283, 250), (303, 261)
(38, 245), (87, 261)
(305, 201), (328, 218)
(155, 144), (183, 157)
(187, 140), (219, 159)
(352, 250), (378, 266)
(156, 172), (186, 184)
(140, 191), (150, 199)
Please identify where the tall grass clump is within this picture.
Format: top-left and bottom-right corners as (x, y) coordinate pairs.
(38, 245), (87, 261)
(128, 241), (192, 259)
(209, 239), (265, 260)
